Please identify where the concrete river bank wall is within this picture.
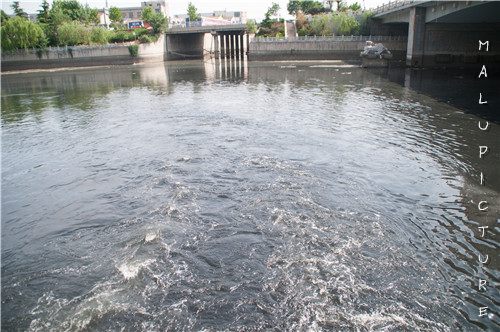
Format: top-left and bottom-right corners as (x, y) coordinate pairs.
(248, 35), (407, 61)
(1, 35), (165, 72)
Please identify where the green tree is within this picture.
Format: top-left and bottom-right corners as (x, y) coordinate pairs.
(246, 19), (257, 34)
(141, 6), (154, 22)
(258, 3), (283, 37)
(337, 0), (348, 12)
(311, 14), (328, 35)
(91, 26), (111, 44)
(301, 1), (324, 15)
(11, 1), (27, 18)
(324, 0), (335, 11)
(109, 7), (122, 22)
(358, 10), (373, 35)
(49, 7), (72, 27)
(147, 13), (168, 34)
(287, 1), (325, 16)
(78, 5), (99, 24)
(1, 16), (46, 51)
(265, 2), (280, 19)
(1, 10), (10, 26)
(187, 2), (201, 22)
(57, 20), (90, 46)
(52, 0), (82, 21)
(335, 12), (359, 34)
(349, 2), (362, 11)
(37, 0), (50, 23)
(287, 1), (301, 15)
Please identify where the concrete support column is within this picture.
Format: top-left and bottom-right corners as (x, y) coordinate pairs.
(406, 6), (426, 67)
(229, 34), (235, 58)
(221, 34), (226, 58)
(213, 33), (219, 58)
(239, 34), (244, 57)
(234, 34), (240, 59)
(246, 33), (250, 56)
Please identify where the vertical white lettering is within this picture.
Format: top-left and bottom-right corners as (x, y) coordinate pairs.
(479, 254), (489, 264)
(480, 172), (485, 185)
(479, 279), (487, 291)
(478, 121), (489, 130)
(479, 146), (488, 158)
(478, 65), (487, 78)
(479, 93), (488, 104)
(478, 226), (488, 237)
(479, 307), (488, 317)
(478, 201), (488, 211)
(478, 40), (489, 51)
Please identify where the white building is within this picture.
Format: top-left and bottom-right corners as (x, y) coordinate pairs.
(119, 0), (168, 23)
(170, 10), (247, 28)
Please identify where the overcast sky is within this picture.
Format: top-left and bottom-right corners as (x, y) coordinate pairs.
(2, 0), (389, 20)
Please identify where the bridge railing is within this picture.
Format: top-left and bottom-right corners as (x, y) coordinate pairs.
(253, 35), (407, 43)
(373, 0), (419, 14)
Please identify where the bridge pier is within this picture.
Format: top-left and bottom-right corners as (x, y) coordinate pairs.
(234, 34), (240, 59)
(231, 34), (236, 58)
(406, 7), (426, 67)
(239, 34), (244, 57)
(212, 32), (220, 58)
(220, 34), (226, 58)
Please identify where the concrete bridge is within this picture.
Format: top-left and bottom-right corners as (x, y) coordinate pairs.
(164, 24), (249, 60)
(371, 0), (500, 67)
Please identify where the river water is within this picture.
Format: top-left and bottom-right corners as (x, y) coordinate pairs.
(2, 60), (499, 331)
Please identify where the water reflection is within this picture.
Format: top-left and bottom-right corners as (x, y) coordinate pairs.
(368, 65), (500, 124)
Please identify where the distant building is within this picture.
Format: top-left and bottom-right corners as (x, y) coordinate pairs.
(170, 10), (247, 28)
(9, 13), (39, 22)
(28, 13), (38, 22)
(119, 1), (168, 23)
(211, 10), (247, 24)
(98, 11), (110, 27)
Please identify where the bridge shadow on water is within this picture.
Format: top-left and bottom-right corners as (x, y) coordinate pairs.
(366, 64), (500, 124)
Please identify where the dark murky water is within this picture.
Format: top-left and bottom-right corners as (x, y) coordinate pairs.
(2, 60), (499, 330)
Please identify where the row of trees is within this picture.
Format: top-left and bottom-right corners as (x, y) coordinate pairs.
(256, 0), (372, 37)
(1, 1), (167, 52)
(296, 11), (372, 36)
(288, 0), (361, 15)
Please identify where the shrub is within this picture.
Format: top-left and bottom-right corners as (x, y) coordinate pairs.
(57, 21), (90, 46)
(139, 34), (159, 43)
(128, 44), (138, 57)
(110, 30), (136, 43)
(91, 26), (111, 45)
(298, 27), (310, 36)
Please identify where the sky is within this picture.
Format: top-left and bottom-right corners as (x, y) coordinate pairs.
(1, 0), (389, 20)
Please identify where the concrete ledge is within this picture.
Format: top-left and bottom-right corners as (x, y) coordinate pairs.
(1, 56), (135, 71)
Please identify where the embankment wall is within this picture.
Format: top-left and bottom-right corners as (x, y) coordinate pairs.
(248, 37), (407, 61)
(1, 35), (165, 72)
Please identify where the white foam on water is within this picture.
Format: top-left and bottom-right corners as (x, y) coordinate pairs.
(29, 282), (131, 331)
(352, 311), (407, 328)
(118, 259), (155, 280)
(144, 231), (159, 243)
